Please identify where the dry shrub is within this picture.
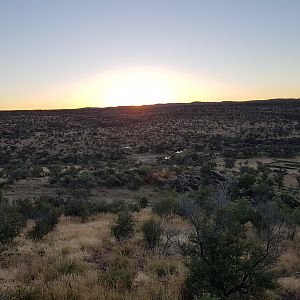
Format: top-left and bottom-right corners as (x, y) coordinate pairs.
(147, 258), (179, 278)
(279, 277), (300, 299)
(280, 251), (300, 275)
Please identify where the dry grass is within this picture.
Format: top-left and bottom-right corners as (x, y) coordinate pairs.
(0, 210), (186, 300)
(278, 277), (300, 299)
(1, 208), (299, 299)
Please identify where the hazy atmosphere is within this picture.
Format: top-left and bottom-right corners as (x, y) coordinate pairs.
(1, 0), (300, 109)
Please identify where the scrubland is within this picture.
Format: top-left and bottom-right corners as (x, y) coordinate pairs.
(0, 100), (300, 299)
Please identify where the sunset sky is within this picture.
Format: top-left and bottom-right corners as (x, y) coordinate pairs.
(1, 0), (300, 110)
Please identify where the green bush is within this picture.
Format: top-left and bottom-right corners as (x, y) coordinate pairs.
(0, 204), (25, 250)
(59, 172), (97, 190)
(251, 182), (274, 202)
(63, 199), (89, 222)
(11, 167), (30, 181)
(139, 196), (149, 208)
(239, 173), (256, 189)
(141, 218), (162, 249)
(28, 206), (61, 240)
(111, 211), (135, 241)
(153, 192), (178, 216)
(31, 166), (43, 178)
(127, 202), (141, 212)
(181, 188), (285, 299)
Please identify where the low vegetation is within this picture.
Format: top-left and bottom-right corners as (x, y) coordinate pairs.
(0, 100), (300, 299)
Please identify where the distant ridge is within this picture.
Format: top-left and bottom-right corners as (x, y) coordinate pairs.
(1, 98), (300, 112)
(81, 98), (300, 109)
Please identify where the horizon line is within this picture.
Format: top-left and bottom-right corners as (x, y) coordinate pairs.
(0, 97), (300, 112)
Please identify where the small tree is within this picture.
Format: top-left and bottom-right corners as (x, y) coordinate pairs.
(111, 211), (135, 241)
(141, 218), (163, 249)
(180, 185), (287, 299)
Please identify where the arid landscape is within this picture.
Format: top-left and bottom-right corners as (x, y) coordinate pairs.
(2, 0), (300, 298)
(0, 99), (299, 299)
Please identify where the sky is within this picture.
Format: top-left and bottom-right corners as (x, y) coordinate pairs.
(0, 0), (300, 110)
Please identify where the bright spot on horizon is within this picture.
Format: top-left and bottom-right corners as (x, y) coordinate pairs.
(65, 66), (225, 108)
(21, 66), (246, 109)
(100, 68), (174, 107)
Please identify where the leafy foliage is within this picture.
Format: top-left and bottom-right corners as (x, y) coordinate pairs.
(111, 211), (135, 241)
(0, 203), (25, 250)
(28, 201), (62, 240)
(180, 185), (287, 299)
(153, 191), (179, 216)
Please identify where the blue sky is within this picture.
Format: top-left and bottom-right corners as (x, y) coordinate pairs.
(0, 0), (300, 109)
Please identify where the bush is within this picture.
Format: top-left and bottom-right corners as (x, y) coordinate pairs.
(180, 186), (286, 299)
(1, 286), (44, 300)
(59, 172), (97, 190)
(274, 171), (285, 188)
(105, 175), (123, 187)
(197, 294), (219, 300)
(111, 211), (135, 241)
(11, 167), (29, 181)
(0, 204), (25, 250)
(101, 255), (134, 290)
(149, 259), (178, 277)
(139, 196), (149, 208)
(239, 173), (256, 189)
(224, 158), (235, 169)
(28, 206), (61, 240)
(141, 218), (163, 249)
(56, 258), (87, 276)
(153, 192), (178, 216)
(63, 199), (89, 222)
(251, 182), (274, 203)
(127, 202), (141, 212)
(31, 166), (43, 178)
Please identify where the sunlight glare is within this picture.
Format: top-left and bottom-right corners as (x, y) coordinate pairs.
(100, 68), (174, 107)
(40, 66), (234, 108)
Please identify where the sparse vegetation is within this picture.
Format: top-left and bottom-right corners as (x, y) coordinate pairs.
(0, 101), (300, 299)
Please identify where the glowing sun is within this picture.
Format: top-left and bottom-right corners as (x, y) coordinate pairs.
(100, 68), (174, 107)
